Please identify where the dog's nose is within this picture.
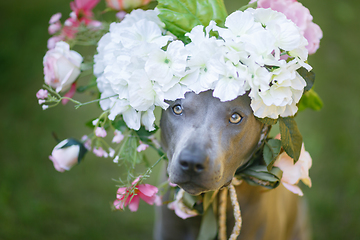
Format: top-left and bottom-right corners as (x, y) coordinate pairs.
(178, 150), (207, 174)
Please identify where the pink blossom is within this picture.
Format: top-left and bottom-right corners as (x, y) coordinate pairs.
(105, 0), (151, 11)
(113, 177), (160, 212)
(43, 41), (83, 92)
(250, 0), (323, 54)
(136, 141), (149, 152)
(62, 82), (77, 105)
(274, 143), (312, 196)
(95, 127), (107, 138)
(93, 147), (108, 157)
(116, 11), (127, 20)
(38, 99), (46, 105)
(168, 189), (199, 219)
(47, 36), (65, 49)
(112, 130), (124, 143)
(49, 13), (62, 24)
(81, 135), (92, 150)
(303, 21), (323, 55)
(109, 147), (115, 157)
(36, 89), (48, 99)
(70, 0), (100, 19)
(48, 21), (62, 35)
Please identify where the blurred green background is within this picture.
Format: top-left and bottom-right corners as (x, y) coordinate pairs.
(0, 0), (359, 239)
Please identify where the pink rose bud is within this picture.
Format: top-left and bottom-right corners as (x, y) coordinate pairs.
(36, 89), (48, 99)
(49, 138), (87, 172)
(43, 41), (83, 92)
(95, 127), (107, 138)
(105, 0), (151, 11)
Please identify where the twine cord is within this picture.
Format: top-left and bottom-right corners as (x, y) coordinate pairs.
(218, 180), (243, 240)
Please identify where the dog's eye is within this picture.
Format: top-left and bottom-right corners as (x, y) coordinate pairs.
(172, 104), (183, 115)
(229, 113), (242, 124)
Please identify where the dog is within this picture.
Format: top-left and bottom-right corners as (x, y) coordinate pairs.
(154, 90), (310, 240)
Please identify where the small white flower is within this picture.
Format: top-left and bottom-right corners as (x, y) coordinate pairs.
(145, 40), (188, 85)
(112, 130), (124, 144)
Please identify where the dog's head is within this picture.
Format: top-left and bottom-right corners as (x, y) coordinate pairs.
(160, 90), (265, 195)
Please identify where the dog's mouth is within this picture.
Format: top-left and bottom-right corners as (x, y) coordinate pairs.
(176, 181), (209, 195)
(176, 177), (234, 196)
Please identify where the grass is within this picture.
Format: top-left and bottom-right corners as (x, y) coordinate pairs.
(0, 0), (359, 239)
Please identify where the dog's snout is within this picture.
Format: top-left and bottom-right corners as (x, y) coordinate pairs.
(178, 150), (207, 174)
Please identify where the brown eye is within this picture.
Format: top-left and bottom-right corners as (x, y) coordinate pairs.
(229, 113), (242, 124)
(172, 104), (183, 115)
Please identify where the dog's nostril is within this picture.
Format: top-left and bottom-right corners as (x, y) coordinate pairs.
(180, 160), (189, 170)
(195, 164), (204, 172)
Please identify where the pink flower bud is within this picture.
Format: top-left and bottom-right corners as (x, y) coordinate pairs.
(112, 130), (124, 143)
(36, 89), (48, 99)
(95, 127), (107, 138)
(136, 141), (149, 152)
(48, 22), (62, 35)
(49, 138), (87, 172)
(49, 13), (62, 24)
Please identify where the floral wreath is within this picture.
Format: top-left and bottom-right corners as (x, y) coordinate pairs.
(37, 0), (323, 239)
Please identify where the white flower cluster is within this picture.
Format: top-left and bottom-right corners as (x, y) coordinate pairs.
(94, 8), (311, 130)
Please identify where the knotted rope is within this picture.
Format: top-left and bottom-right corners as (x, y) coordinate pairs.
(218, 180), (243, 240)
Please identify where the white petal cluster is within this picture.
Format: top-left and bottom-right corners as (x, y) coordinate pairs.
(94, 8), (312, 130)
(94, 9), (188, 131)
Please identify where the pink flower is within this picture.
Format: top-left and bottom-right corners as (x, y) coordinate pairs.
(112, 130), (124, 143)
(49, 138), (87, 172)
(113, 177), (160, 212)
(93, 147), (108, 157)
(49, 13), (62, 24)
(105, 0), (151, 11)
(250, 0), (323, 54)
(43, 41), (83, 92)
(36, 89), (48, 99)
(48, 21), (62, 35)
(303, 21), (323, 55)
(61, 82), (77, 105)
(81, 135), (92, 150)
(168, 189), (199, 219)
(47, 36), (65, 49)
(274, 143), (312, 196)
(136, 141), (149, 152)
(95, 127), (107, 138)
(70, 0), (100, 20)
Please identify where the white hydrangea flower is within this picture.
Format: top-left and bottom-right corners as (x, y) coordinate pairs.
(181, 24), (222, 94)
(94, 7), (312, 130)
(145, 40), (188, 85)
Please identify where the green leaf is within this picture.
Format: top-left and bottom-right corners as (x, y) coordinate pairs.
(298, 89), (323, 112)
(134, 125), (159, 142)
(182, 192), (197, 209)
(278, 117), (302, 162)
(196, 206), (217, 240)
(297, 67), (315, 91)
(238, 1), (257, 11)
(256, 117), (278, 125)
(263, 139), (282, 171)
(157, 0), (228, 42)
(240, 165), (282, 189)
